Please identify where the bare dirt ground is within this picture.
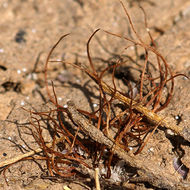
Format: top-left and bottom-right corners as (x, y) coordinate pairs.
(0, 0), (190, 189)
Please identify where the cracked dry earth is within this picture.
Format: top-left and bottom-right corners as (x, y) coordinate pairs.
(0, 0), (190, 189)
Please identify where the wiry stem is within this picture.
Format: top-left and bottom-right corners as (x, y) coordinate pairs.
(100, 80), (182, 134)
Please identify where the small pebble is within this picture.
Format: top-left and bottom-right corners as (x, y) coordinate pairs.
(128, 146), (133, 151)
(20, 100), (25, 106)
(8, 136), (12, 140)
(146, 27), (150, 32)
(166, 129), (175, 136)
(129, 46), (135, 50)
(27, 73), (38, 80)
(76, 79), (81, 83)
(0, 48), (4, 53)
(3, 152), (7, 156)
(58, 97), (62, 101)
(93, 103), (98, 108)
(17, 69), (21, 74)
(148, 147), (154, 153)
(22, 68), (27, 72)
(175, 115), (182, 125)
(63, 104), (68, 108)
(175, 115), (179, 120)
(31, 28), (36, 33)
(15, 30), (26, 43)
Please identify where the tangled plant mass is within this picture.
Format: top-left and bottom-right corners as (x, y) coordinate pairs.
(1, 1), (189, 188)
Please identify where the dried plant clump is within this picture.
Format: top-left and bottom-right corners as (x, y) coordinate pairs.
(42, 1), (187, 181)
(0, 1), (189, 188)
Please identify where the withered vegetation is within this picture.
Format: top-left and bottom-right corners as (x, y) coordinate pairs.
(0, 1), (189, 189)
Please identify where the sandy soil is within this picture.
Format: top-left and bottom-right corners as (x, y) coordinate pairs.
(0, 0), (190, 189)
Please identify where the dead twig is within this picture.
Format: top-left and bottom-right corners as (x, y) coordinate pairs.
(0, 135), (65, 168)
(100, 80), (182, 134)
(95, 168), (101, 190)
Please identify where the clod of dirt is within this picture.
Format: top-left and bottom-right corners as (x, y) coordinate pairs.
(14, 29), (26, 43)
